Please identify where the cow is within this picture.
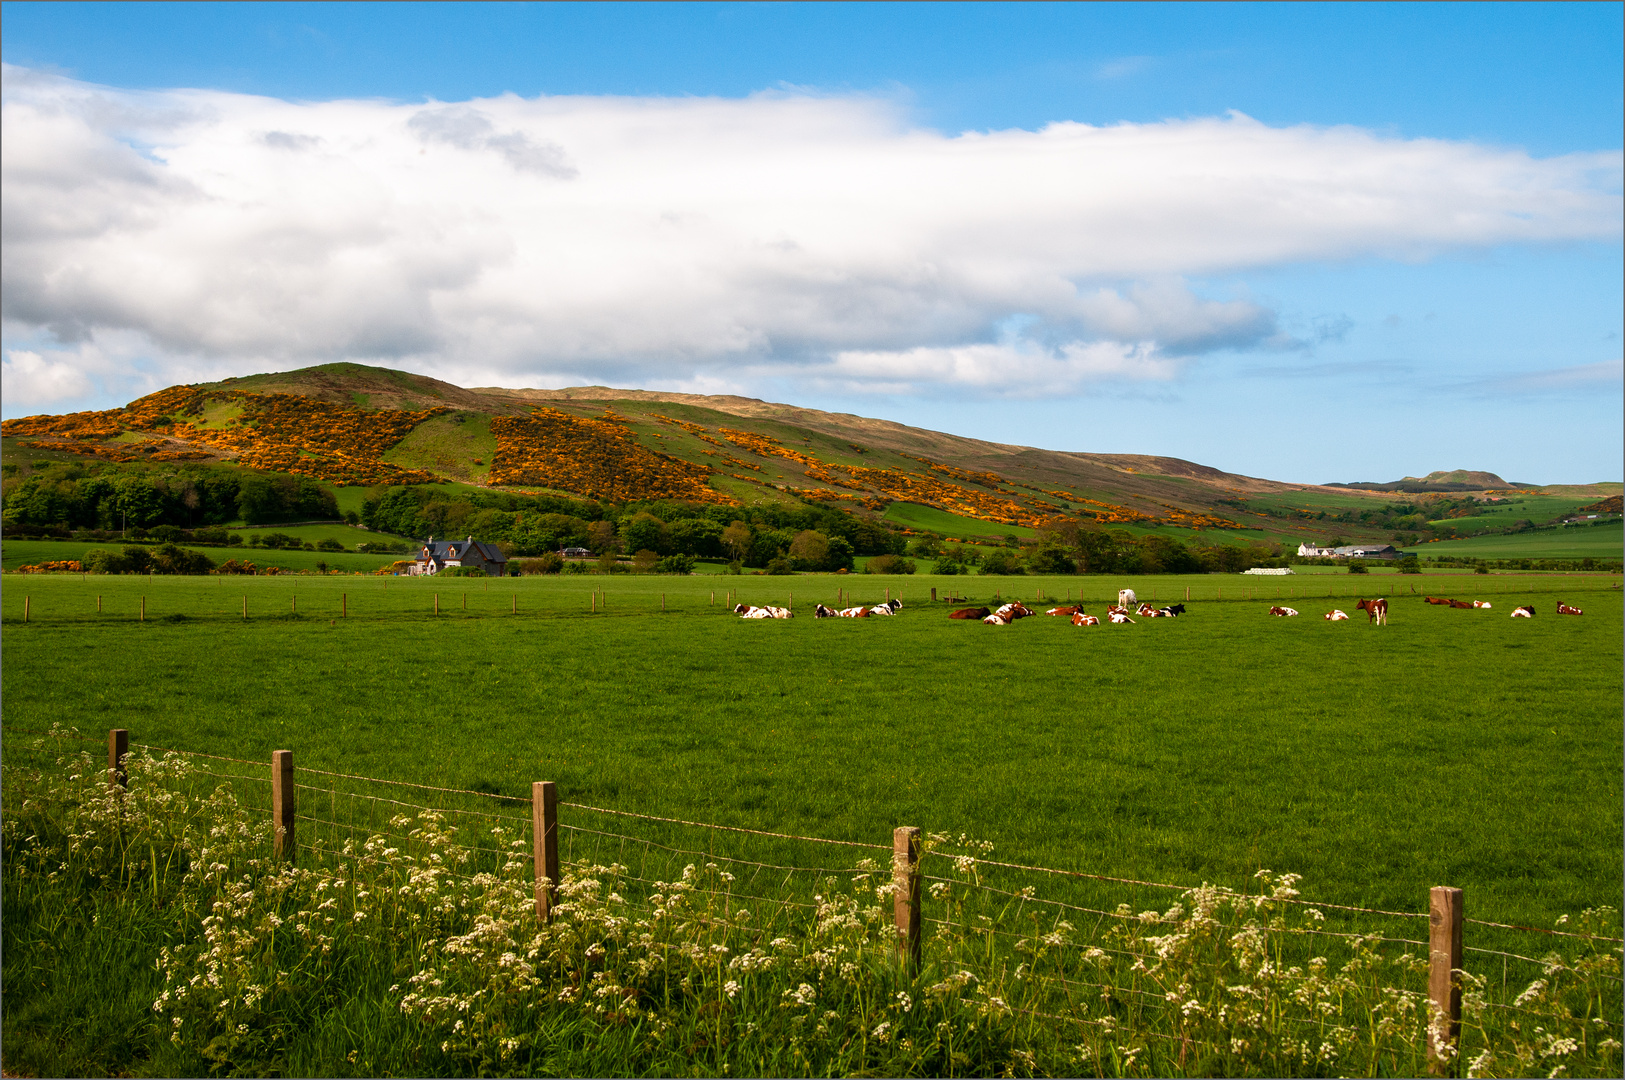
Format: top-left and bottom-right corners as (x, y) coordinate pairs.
(1268, 606), (1299, 617)
(1118, 589), (1137, 609)
(1355, 598), (1388, 625)
(1448, 599), (1473, 609)
(1046, 605), (1085, 617)
(983, 601), (1035, 625)
(735, 604), (792, 619)
(815, 604), (869, 618)
(1556, 601), (1584, 616)
(1107, 604), (1131, 617)
(949, 606), (991, 620)
(1108, 610), (1136, 624)
(1511, 605), (1535, 618)
(1072, 612), (1100, 626)
(1472, 601), (1492, 609)
(869, 599), (903, 615)
(1424, 596), (1452, 606)
(1325, 609), (1350, 620)
(1162, 603), (1187, 617)
(1136, 603), (1162, 617)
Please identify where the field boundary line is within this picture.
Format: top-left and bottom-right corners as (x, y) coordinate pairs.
(1464, 944), (1625, 980)
(558, 800), (889, 850)
(130, 742), (270, 768)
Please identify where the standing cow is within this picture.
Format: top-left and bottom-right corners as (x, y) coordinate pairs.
(1118, 589), (1137, 609)
(1355, 598), (1388, 625)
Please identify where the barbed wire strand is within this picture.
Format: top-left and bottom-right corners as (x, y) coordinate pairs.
(559, 800), (889, 851)
(557, 823), (873, 877)
(299, 764), (531, 803)
(292, 783), (530, 825)
(1464, 917), (1625, 944)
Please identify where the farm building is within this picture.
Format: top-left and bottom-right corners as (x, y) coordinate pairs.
(1296, 543), (1399, 560)
(560, 547), (593, 559)
(411, 536), (509, 576)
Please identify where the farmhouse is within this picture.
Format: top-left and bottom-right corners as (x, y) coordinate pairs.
(560, 546), (593, 559)
(1296, 542), (1399, 560)
(411, 536), (509, 576)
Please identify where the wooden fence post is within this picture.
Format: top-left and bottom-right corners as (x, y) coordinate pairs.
(342, 592), (347, 617)
(512, 593), (516, 614)
(23, 596), (29, 623)
(108, 728), (128, 790)
(292, 595), (297, 614)
(893, 826), (922, 971)
(434, 593), (439, 616)
(533, 781), (559, 921)
(98, 594), (103, 613)
(931, 587), (937, 601)
(271, 750), (296, 863)
(141, 596), (146, 622)
(1428, 885), (1464, 1076)
(463, 592), (467, 611)
(242, 596), (247, 620)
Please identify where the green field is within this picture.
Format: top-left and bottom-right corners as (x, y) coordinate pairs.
(3, 570), (1619, 930)
(1411, 520), (1622, 558)
(1, 537), (401, 574)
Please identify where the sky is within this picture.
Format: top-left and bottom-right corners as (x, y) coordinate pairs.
(2, 2), (1620, 485)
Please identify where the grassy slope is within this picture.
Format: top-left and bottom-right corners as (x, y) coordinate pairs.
(3, 572), (1619, 931)
(1, 538), (400, 574)
(1413, 521), (1623, 558)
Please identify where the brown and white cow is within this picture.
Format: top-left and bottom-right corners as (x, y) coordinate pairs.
(735, 604), (792, 619)
(1472, 601), (1492, 609)
(1072, 612), (1100, 626)
(949, 606), (991, 620)
(1324, 609), (1349, 621)
(983, 601), (1035, 625)
(1511, 605), (1535, 618)
(1269, 606), (1299, 617)
(1107, 610), (1136, 624)
(1355, 598), (1388, 625)
(1556, 601), (1584, 616)
(814, 604), (868, 617)
(868, 599), (903, 615)
(1046, 605), (1085, 617)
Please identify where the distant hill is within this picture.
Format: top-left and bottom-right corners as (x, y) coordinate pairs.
(2, 363), (1613, 542)
(1329, 469), (1523, 493)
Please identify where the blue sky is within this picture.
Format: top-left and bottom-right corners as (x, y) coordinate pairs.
(2, 2), (1620, 484)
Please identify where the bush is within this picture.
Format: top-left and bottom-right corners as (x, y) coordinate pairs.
(150, 542), (215, 575)
(515, 553), (565, 575)
(1399, 557), (1421, 574)
(84, 545), (152, 575)
(1347, 561), (1369, 574)
(655, 554), (696, 575)
(764, 556), (794, 575)
(935, 560), (962, 576)
(978, 549), (1024, 575)
(864, 554), (916, 575)
(632, 549), (661, 574)
(214, 559), (258, 575)
(317, 538), (345, 552)
(439, 566), (485, 578)
(1474, 564), (1489, 575)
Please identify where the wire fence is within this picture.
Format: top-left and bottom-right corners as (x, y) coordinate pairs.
(5, 724), (1622, 1072)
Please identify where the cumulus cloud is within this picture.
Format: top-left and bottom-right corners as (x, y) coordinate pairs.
(1, 63), (1620, 407)
(1, 348), (92, 405)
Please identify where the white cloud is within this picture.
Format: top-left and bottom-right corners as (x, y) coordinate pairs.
(1451, 359), (1624, 397)
(2, 63), (1620, 406)
(1, 348), (92, 405)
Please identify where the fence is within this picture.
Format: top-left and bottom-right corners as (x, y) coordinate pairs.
(5, 726), (1621, 1077)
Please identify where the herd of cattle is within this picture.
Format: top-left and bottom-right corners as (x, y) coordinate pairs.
(733, 594), (1585, 622)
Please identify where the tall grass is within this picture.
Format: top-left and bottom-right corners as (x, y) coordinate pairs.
(5, 732), (1620, 1077)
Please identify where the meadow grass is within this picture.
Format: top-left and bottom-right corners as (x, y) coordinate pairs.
(1413, 521), (1622, 559)
(3, 570), (1619, 930)
(1, 537), (400, 574)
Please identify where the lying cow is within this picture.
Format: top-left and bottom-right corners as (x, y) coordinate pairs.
(1269, 606), (1299, 617)
(1511, 605), (1535, 618)
(1473, 601), (1492, 609)
(1136, 603), (1162, 617)
(949, 606), (991, 620)
(1448, 599), (1473, 609)
(868, 599), (903, 616)
(735, 604), (792, 619)
(1556, 601), (1584, 616)
(1355, 598), (1388, 625)
(814, 604), (868, 618)
(1107, 605), (1131, 617)
(1071, 612), (1100, 626)
(1424, 596), (1452, 606)
(1046, 605), (1085, 617)
(1118, 589), (1137, 609)
(1325, 609), (1350, 621)
(1107, 610), (1136, 624)
(983, 601), (1035, 625)
(1161, 603), (1187, 617)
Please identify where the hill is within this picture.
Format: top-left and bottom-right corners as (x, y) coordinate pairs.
(3, 363), (1615, 544)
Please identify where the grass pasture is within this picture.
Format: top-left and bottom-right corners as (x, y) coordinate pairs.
(1, 537), (400, 574)
(1412, 519), (1623, 559)
(3, 570), (1621, 1077)
(3, 570), (1619, 926)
